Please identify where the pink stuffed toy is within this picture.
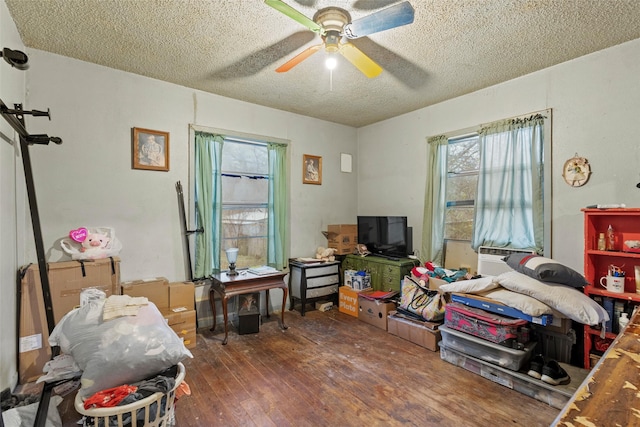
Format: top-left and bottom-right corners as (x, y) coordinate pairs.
(80, 232), (111, 255)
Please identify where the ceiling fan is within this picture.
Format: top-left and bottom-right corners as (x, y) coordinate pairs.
(264, 0), (415, 78)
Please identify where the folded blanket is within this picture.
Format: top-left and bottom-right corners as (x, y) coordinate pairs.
(103, 295), (149, 321)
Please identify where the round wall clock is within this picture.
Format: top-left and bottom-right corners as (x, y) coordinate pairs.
(562, 154), (591, 187)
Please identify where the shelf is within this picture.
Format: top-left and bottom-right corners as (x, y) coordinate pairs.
(585, 249), (640, 259)
(584, 325), (617, 340)
(584, 286), (640, 302)
(582, 208), (640, 369)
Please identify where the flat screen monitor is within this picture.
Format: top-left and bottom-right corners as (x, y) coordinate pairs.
(357, 216), (408, 259)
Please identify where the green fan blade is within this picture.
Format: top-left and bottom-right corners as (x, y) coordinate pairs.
(265, 0), (323, 35)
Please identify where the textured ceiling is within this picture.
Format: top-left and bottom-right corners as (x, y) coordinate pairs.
(5, 0), (640, 127)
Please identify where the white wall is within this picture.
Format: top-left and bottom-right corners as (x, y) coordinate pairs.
(357, 38), (640, 272)
(0, 0), (26, 392)
(22, 51), (358, 282)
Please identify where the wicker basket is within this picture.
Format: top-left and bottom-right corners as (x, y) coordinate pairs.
(74, 362), (185, 427)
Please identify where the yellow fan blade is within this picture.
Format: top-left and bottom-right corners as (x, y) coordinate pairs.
(339, 43), (383, 78)
(276, 44), (322, 73)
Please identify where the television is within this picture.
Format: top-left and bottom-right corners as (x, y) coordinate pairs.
(357, 216), (411, 259)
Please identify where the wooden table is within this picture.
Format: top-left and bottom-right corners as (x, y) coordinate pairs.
(209, 270), (288, 344)
(552, 308), (640, 426)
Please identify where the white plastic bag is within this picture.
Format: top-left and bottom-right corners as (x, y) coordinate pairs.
(49, 297), (192, 398)
(60, 226), (122, 260)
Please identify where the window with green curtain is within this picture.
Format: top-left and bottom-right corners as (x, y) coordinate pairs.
(193, 131), (288, 278)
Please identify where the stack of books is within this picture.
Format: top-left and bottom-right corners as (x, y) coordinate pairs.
(247, 266), (279, 275)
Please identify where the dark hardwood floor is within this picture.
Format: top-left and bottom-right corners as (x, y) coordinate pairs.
(58, 308), (559, 426)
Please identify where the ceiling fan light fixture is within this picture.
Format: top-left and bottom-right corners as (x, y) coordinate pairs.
(325, 56), (338, 70)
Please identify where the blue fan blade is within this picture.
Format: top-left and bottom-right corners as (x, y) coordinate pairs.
(343, 1), (414, 39)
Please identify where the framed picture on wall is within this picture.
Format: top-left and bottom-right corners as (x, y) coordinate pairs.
(303, 154), (322, 185)
(132, 127), (170, 171)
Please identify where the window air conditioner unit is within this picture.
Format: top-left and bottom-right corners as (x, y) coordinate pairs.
(477, 246), (536, 277)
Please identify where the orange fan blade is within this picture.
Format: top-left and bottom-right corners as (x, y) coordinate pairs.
(276, 44), (323, 73)
(339, 43), (382, 78)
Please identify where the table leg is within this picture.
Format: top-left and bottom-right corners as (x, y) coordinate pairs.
(265, 289), (270, 319)
(209, 288), (217, 332)
(281, 287), (288, 330)
(222, 295), (229, 345)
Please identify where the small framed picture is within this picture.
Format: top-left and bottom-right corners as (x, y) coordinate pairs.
(239, 292), (260, 313)
(303, 154), (322, 185)
(132, 127), (169, 171)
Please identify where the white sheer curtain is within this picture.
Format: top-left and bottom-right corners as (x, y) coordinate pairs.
(471, 114), (545, 252)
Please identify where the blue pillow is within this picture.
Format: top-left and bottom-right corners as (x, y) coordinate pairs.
(503, 253), (588, 288)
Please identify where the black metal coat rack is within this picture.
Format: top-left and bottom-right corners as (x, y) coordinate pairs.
(0, 48), (63, 427)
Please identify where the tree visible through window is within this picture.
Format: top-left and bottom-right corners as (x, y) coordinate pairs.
(445, 134), (479, 241)
(221, 140), (268, 269)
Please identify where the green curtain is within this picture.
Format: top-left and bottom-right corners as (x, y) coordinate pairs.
(421, 135), (448, 265)
(194, 131), (224, 277)
(267, 142), (288, 270)
(472, 115), (545, 252)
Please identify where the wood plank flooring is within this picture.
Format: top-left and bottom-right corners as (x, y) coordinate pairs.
(58, 308), (560, 426)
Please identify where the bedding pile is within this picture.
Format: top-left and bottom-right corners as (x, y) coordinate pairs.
(438, 254), (609, 333)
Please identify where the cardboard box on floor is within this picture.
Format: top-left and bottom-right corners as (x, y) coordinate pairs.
(18, 257), (121, 383)
(338, 286), (371, 317)
(161, 308), (197, 349)
(387, 311), (441, 352)
(358, 294), (397, 331)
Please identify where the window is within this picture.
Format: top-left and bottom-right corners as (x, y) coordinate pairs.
(445, 134), (479, 241)
(193, 130), (288, 278)
(221, 140), (269, 269)
(423, 111), (549, 265)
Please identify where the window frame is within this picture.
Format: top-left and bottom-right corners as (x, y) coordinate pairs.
(188, 125), (290, 274)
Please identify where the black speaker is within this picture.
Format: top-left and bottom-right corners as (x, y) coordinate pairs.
(407, 226), (413, 256)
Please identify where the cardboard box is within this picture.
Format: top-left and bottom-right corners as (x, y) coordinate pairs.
(387, 311), (441, 351)
(428, 277), (447, 290)
(121, 277), (169, 309)
(338, 286), (371, 317)
(345, 270), (371, 290)
(325, 224), (357, 255)
(162, 309), (196, 349)
(169, 281), (195, 311)
(344, 269), (357, 287)
(358, 295), (396, 330)
(18, 258), (121, 383)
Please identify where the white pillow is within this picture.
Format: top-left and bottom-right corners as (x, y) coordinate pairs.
(49, 298), (192, 398)
(497, 271), (609, 327)
(479, 288), (554, 317)
(438, 276), (499, 294)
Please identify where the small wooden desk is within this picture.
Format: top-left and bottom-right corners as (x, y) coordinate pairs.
(209, 270), (288, 344)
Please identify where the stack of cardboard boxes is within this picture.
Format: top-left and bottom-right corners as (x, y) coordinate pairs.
(339, 269), (397, 332)
(19, 258), (121, 383)
(18, 258), (196, 384)
(121, 278), (197, 349)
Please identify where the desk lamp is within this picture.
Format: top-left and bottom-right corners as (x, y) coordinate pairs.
(225, 248), (239, 276)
